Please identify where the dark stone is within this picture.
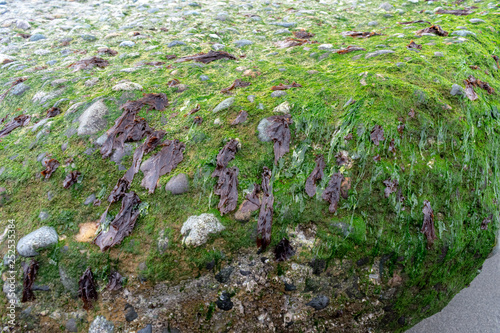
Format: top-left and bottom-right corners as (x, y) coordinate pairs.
(138, 324), (153, 333)
(215, 266), (233, 283)
(124, 304), (138, 322)
(356, 257), (369, 266)
(205, 260), (215, 270)
(260, 257), (268, 263)
(310, 258), (326, 275)
(32, 285), (50, 291)
(284, 282), (296, 291)
(398, 316), (405, 326)
(239, 270), (251, 276)
(215, 291), (233, 311)
(306, 295), (329, 310)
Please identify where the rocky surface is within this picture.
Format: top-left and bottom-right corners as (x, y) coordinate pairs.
(0, 0), (498, 332)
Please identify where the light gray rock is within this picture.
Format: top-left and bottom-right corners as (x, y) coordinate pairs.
(157, 229), (169, 254)
(84, 194), (96, 205)
(119, 41), (135, 47)
(38, 211), (49, 221)
(181, 213), (225, 247)
(112, 82), (143, 91)
(59, 265), (78, 295)
(77, 100), (108, 135)
(273, 101), (291, 113)
(29, 33), (46, 41)
(368, 21), (379, 26)
(17, 226), (58, 257)
(165, 173), (189, 195)
(257, 118), (272, 142)
(137, 324), (152, 333)
(65, 318), (77, 332)
(365, 50), (395, 59)
(318, 44), (333, 50)
(10, 83), (30, 96)
(450, 84), (465, 96)
(469, 18), (485, 24)
(168, 40), (186, 47)
(275, 28), (291, 34)
(247, 95), (255, 103)
(88, 316), (114, 333)
(16, 19), (31, 30)
(32, 119), (49, 132)
(213, 97), (235, 113)
(434, 52), (444, 57)
(379, 2), (394, 10)
(271, 91), (287, 98)
(85, 78), (99, 87)
(234, 39), (253, 47)
(212, 43), (225, 50)
(451, 30), (476, 37)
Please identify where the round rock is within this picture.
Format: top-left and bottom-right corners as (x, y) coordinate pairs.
(17, 226), (58, 257)
(181, 213), (225, 247)
(89, 316), (114, 333)
(165, 173), (189, 195)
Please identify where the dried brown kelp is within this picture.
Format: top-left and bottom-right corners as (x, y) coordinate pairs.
(100, 110), (152, 159)
(370, 125), (385, 146)
(231, 110), (248, 125)
(165, 54), (177, 60)
(415, 25), (449, 36)
(341, 31), (382, 38)
(214, 166), (239, 215)
(435, 8), (474, 15)
(46, 107), (61, 118)
(305, 155), (325, 197)
(421, 200), (437, 246)
(335, 151), (350, 167)
(97, 48), (118, 56)
(383, 179), (398, 198)
(187, 104), (201, 116)
(69, 56), (109, 71)
(340, 177), (351, 199)
(336, 46), (366, 54)
(212, 139), (239, 178)
(270, 82), (302, 91)
(63, 171), (81, 189)
(0, 114), (30, 138)
(293, 30), (315, 39)
(193, 116), (203, 125)
(78, 267), (98, 310)
(407, 40), (422, 50)
(493, 55), (499, 68)
(397, 124), (405, 135)
(145, 61), (165, 66)
(463, 75), (494, 101)
(140, 140), (185, 193)
(221, 79), (251, 94)
(41, 158), (60, 179)
(481, 214), (493, 230)
(22, 260), (39, 303)
(274, 237), (295, 261)
(94, 192), (141, 251)
(167, 78), (181, 87)
(108, 177), (131, 204)
(398, 20), (431, 25)
(266, 115), (293, 165)
(322, 172), (344, 213)
(175, 50), (237, 64)
(0, 76), (27, 103)
(239, 184), (261, 214)
(139, 93), (169, 111)
(388, 139), (396, 156)
(106, 271), (124, 291)
(257, 167), (274, 250)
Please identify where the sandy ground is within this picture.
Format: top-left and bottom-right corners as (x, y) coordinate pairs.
(407, 248), (500, 333)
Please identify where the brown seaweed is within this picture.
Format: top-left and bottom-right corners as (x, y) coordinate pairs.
(106, 271), (124, 291)
(464, 75), (494, 101)
(0, 77), (28, 103)
(275, 37), (315, 48)
(221, 79), (251, 94)
(389, 138), (396, 156)
(266, 115), (293, 165)
(97, 48), (118, 56)
(0, 114), (31, 138)
(46, 107), (61, 118)
(341, 31), (382, 38)
(214, 166), (239, 215)
(398, 20), (431, 25)
(239, 184), (261, 214)
(270, 82), (302, 91)
(435, 8), (474, 15)
(167, 78), (180, 87)
(421, 200), (437, 246)
(305, 155), (325, 197)
(340, 177), (351, 199)
(370, 125), (385, 146)
(322, 172), (344, 213)
(139, 93), (169, 111)
(407, 40), (422, 50)
(140, 140), (185, 193)
(41, 158), (60, 179)
(415, 25), (449, 36)
(493, 55), (499, 68)
(231, 110), (248, 125)
(145, 61), (165, 66)
(274, 237), (295, 261)
(108, 177), (131, 204)
(293, 30), (315, 39)
(63, 171), (81, 189)
(257, 167), (274, 250)
(94, 192), (141, 251)
(78, 267), (98, 310)
(481, 214), (493, 230)
(69, 56), (109, 71)
(383, 179), (398, 198)
(187, 104), (201, 116)
(21, 260), (39, 303)
(336, 46), (366, 54)
(212, 139), (239, 178)
(175, 50), (237, 64)
(193, 116), (203, 125)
